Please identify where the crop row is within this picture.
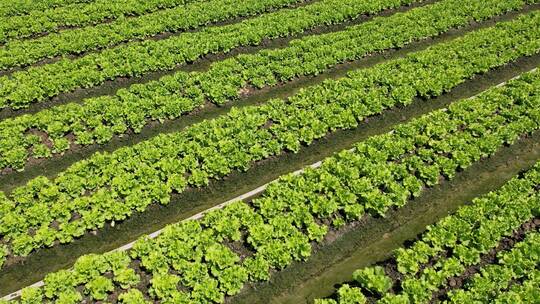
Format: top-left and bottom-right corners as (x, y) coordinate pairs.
(314, 169), (540, 303)
(0, 0), (203, 43)
(0, 0), (93, 18)
(5, 67), (540, 303)
(315, 220), (540, 304)
(1, 2), (538, 171)
(381, 194), (540, 302)
(489, 270), (540, 303)
(0, 16), (539, 271)
(447, 233), (539, 303)
(0, 0), (424, 109)
(0, 0), (306, 69)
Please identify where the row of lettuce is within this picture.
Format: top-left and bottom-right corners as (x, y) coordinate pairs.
(0, 1), (537, 171)
(0, 0), (93, 18)
(0, 0), (425, 108)
(3, 65), (540, 303)
(1, 12), (540, 270)
(315, 174), (540, 303)
(0, 0), (306, 69)
(0, 0), (203, 43)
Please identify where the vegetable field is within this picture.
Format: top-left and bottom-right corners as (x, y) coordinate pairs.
(0, 0), (539, 303)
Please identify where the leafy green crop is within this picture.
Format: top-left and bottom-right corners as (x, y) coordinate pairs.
(1, 14), (539, 268)
(0, 0), (202, 42)
(0, 0), (93, 18)
(353, 267), (392, 295)
(448, 234), (540, 303)
(491, 270), (540, 303)
(316, 168), (540, 303)
(9, 65), (540, 304)
(0, 0), (421, 108)
(0, 0), (305, 69)
(1, 0), (537, 171)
